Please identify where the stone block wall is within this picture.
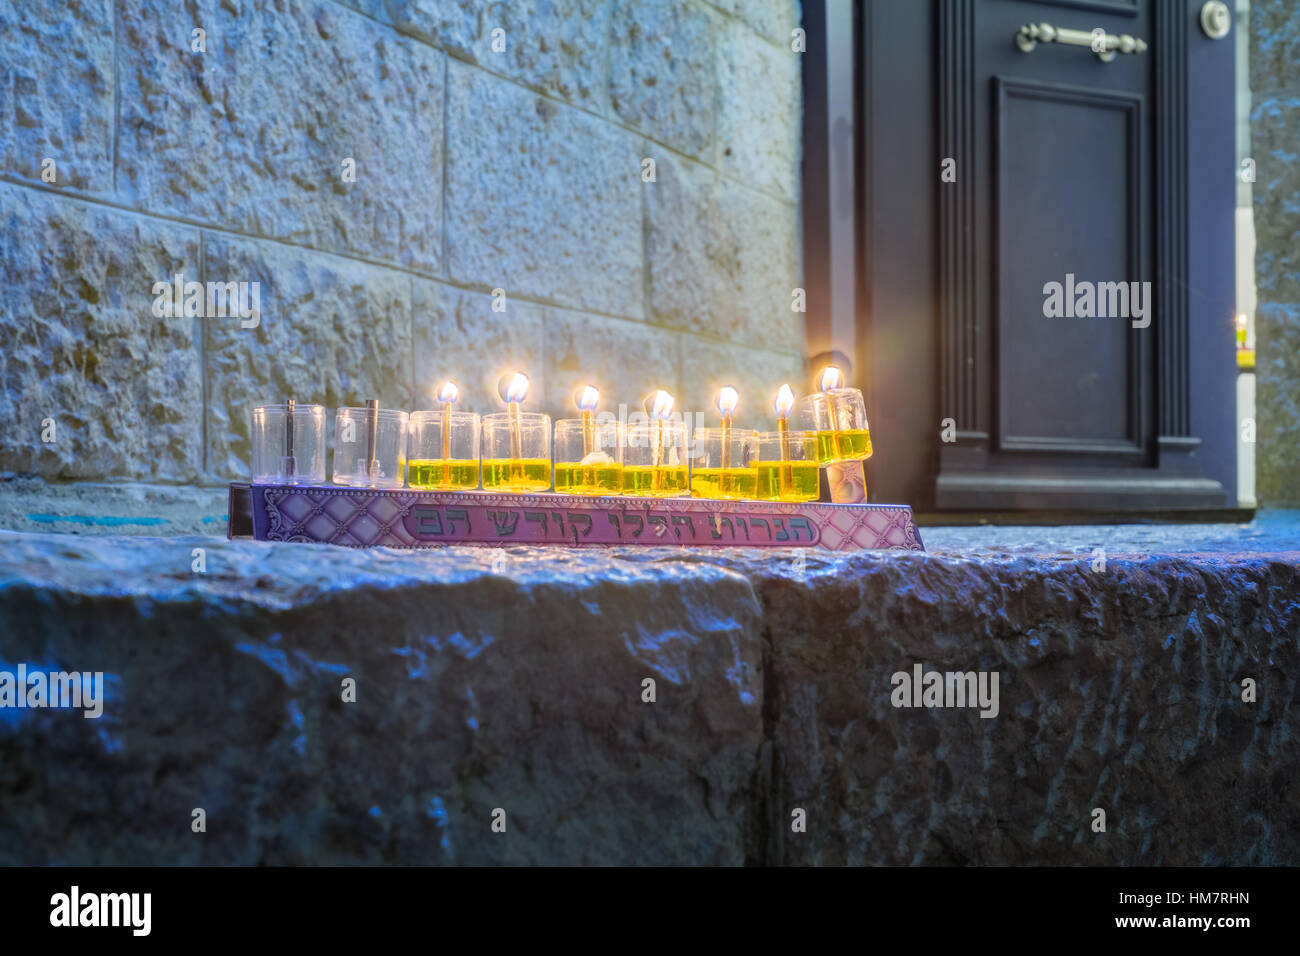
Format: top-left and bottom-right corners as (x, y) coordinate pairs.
(0, 0), (804, 497)
(1250, 0), (1300, 504)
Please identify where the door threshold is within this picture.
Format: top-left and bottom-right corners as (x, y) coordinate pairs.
(915, 508), (1258, 527)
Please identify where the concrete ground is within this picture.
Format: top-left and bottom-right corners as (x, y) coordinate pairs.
(922, 509), (1299, 555)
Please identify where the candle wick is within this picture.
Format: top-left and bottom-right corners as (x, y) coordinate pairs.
(441, 402), (452, 486)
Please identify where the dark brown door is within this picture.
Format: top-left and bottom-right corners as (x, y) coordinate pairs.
(807, 0), (1239, 511)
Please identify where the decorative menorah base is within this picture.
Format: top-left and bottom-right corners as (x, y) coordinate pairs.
(228, 483), (924, 552)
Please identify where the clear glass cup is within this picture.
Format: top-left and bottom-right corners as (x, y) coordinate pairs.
(481, 411), (552, 492)
(798, 388), (873, 464)
(250, 403), (326, 484)
(408, 409), (481, 490)
(332, 405), (409, 488)
(756, 429), (820, 502)
(622, 420), (690, 497)
(690, 426), (759, 499)
(554, 418), (622, 495)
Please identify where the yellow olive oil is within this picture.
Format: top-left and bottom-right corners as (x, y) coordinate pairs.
(755, 461), (821, 501)
(554, 462), (623, 495)
(408, 458), (480, 490)
(690, 466), (758, 499)
(815, 428), (873, 464)
(623, 464), (690, 496)
(481, 458), (552, 492)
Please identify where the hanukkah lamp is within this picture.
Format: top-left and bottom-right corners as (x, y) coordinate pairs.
(231, 373), (918, 552)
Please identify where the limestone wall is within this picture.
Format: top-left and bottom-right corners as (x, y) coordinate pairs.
(0, 0), (804, 497)
(1250, 0), (1300, 504)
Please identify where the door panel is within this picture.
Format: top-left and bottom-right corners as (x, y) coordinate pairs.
(995, 78), (1143, 454)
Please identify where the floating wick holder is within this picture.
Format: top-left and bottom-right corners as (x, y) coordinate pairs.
(281, 397), (297, 478)
(365, 398), (379, 481)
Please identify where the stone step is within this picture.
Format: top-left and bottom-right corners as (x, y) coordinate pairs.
(0, 528), (1296, 865)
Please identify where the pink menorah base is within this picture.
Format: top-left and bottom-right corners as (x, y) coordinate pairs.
(228, 483), (924, 552)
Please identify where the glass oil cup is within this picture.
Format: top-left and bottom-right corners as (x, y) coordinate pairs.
(251, 402), (326, 484)
(332, 405), (408, 488)
(481, 411), (552, 492)
(622, 420), (689, 497)
(798, 389), (873, 464)
(408, 409), (481, 490)
(690, 426), (759, 499)
(554, 418), (622, 495)
(755, 429), (820, 502)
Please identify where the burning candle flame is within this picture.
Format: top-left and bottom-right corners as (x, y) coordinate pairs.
(818, 365), (842, 392)
(504, 371), (530, 404)
(716, 386), (739, 418)
(774, 383), (794, 419)
(577, 384), (600, 412)
(650, 389), (675, 420)
(1236, 313), (1248, 332)
(437, 381), (459, 404)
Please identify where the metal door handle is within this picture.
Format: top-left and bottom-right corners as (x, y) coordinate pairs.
(1015, 22), (1148, 63)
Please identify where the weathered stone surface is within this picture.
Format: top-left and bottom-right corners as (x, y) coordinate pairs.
(646, 153), (802, 350)
(117, 0), (444, 274)
(1250, 0), (1300, 96)
(3, 0), (805, 496)
(0, 515), (1297, 864)
(1248, 44), (1300, 505)
(355, 0), (611, 111)
(203, 235), (414, 482)
(444, 59), (645, 318)
(541, 310), (683, 420)
(706, 0), (801, 48)
(0, 478), (229, 536)
(411, 285), (683, 425)
(715, 16), (800, 202)
(411, 282), (546, 416)
(677, 334), (804, 427)
(610, 0), (717, 159)
(0, 0), (115, 194)
(751, 548), (1300, 865)
(0, 185), (203, 481)
(1250, 94), (1300, 306)
(0, 531), (764, 865)
(1256, 302), (1300, 505)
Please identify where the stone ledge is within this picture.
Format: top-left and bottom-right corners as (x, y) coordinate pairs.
(0, 526), (1296, 865)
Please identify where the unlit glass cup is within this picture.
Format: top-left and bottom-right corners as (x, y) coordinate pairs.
(622, 420), (689, 496)
(690, 426), (758, 499)
(332, 404), (408, 488)
(798, 388), (873, 464)
(481, 411), (552, 492)
(554, 418), (622, 495)
(251, 402), (326, 484)
(756, 430), (820, 502)
(408, 409), (480, 490)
